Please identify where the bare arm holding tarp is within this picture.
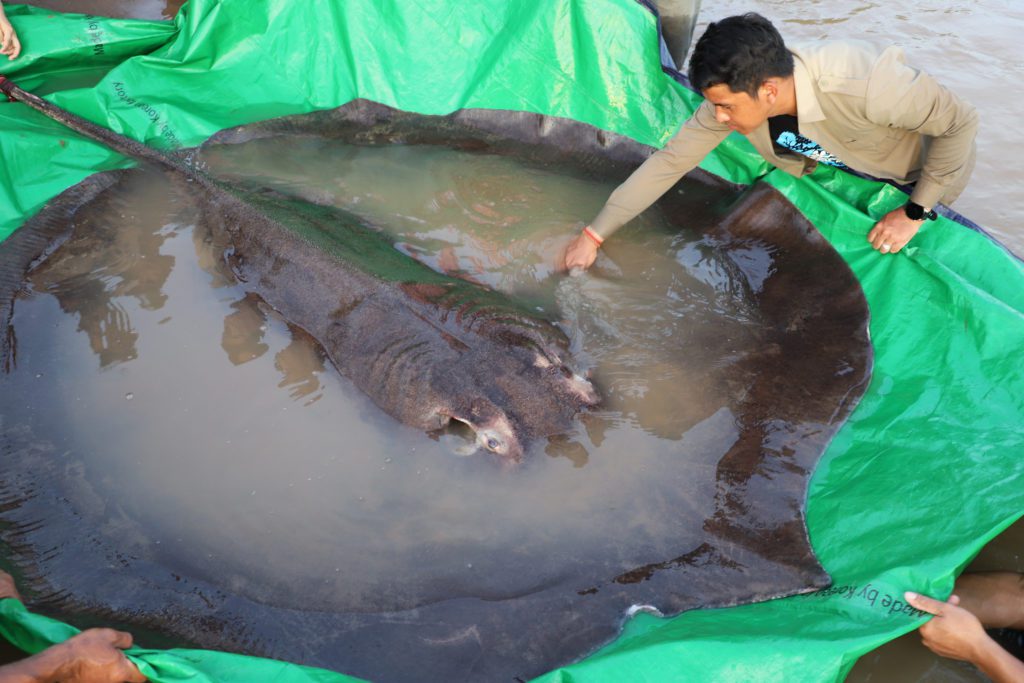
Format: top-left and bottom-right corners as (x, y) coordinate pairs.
(905, 573), (1024, 683)
(0, 571), (147, 683)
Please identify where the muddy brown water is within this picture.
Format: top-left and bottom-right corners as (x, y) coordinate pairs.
(2, 0), (1019, 680)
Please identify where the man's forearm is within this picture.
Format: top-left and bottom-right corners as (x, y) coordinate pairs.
(0, 645), (70, 683)
(589, 149), (698, 238)
(590, 102), (728, 240)
(954, 572), (1024, 630)
(972, 636), (1024, 683)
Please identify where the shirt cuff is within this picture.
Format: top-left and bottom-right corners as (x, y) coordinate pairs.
(909, 180), (945, 212)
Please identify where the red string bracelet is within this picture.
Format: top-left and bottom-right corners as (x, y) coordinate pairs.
(582, 226), (604, 246)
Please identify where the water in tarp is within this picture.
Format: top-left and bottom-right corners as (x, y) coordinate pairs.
(0, 107), (871, 681)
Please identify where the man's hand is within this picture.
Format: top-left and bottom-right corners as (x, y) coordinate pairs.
(562, 232), (600, 271)
(0, 571), (144, 682)
(867, 206), (924, 254)
(0, 628), (147, 683)
(905, 590), (1024, 683)
(0, 12), (21, 61)
(0, 570), (21, 601)
(905, 592), (990, 662)
(46, 629), (147, 683)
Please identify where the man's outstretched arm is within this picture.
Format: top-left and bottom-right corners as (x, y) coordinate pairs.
(564, 101), (729, 271)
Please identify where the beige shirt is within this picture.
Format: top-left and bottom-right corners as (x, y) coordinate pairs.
(590, 40), (979, 239)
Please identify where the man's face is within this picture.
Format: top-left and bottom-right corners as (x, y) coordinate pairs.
(702, 83), (773, 135)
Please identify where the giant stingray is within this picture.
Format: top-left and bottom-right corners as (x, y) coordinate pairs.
(0, 86), (872, 682)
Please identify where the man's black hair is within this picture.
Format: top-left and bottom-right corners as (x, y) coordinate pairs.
(687, 13), (794, 97)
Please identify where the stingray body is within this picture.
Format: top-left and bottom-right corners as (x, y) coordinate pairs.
(0, 79), (597, 461)
(0, 92), (873, 682)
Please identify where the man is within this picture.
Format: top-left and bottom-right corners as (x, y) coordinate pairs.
(0, 570), (146, 683)
(564, 13), (978, 270)
(906, 572), (1024, 683)
(0, 1), (21, 61)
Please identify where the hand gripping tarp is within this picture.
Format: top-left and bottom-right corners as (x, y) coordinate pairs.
(0, 1), (1021, 681)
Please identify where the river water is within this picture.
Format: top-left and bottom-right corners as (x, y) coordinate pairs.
(5, 0), (1021, 680)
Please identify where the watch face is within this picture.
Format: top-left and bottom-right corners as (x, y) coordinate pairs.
(905, 202), (924, 220)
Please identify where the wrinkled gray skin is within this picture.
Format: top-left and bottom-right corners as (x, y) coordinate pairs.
(0, 79), (597, 462)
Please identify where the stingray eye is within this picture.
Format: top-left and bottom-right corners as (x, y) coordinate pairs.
(486, 437), (501, 451)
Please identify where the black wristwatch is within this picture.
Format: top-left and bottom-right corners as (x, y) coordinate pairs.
(904, 201), (938, 221)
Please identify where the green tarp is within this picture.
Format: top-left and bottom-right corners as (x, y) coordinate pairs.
(0, 1), (1021, 680)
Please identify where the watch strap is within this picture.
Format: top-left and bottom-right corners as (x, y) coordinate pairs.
(905, 201), (938, 221)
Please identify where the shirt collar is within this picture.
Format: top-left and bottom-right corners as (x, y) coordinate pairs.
(791, 49), (825, 124)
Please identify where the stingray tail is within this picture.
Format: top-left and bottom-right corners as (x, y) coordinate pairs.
(0, 75), (195, 180)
